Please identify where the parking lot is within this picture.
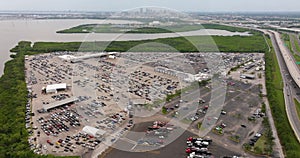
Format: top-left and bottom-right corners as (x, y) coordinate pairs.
(157, 77), (265, 157)
(105, 122), (239, 158)
(24, 51), (265, 157)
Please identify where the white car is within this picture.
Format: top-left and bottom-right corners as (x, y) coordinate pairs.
(255, 133), (262, 138)
(158, 136), (165, 139)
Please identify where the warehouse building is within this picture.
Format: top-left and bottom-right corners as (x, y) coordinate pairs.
(43, 96), (78, 111)
(44, 83), (67, 94)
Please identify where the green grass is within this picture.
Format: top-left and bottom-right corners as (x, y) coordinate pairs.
(244, 117), (274, 156)
(57, 24), (127, 33)
(29, 34), (267, 53)
(293, 54), (300, 62)
(293, 98), (300, 121)
(166, 24), (205, 32)
(187, 35), (266, 52)
(197, 122), (202, 129)
(253, 132), (271, 155)
(57, 24), (204, 34)
(281, 33), (300, 65)
(202, 24), (250, 33)
(282, 33), (293, 53)
(212, 128), (223, 135)
(126, 27), (173, 33)
(292, 35), (300, 52)
(57, 23), (252, 34)
(265, 36), (300, 157)
(229, 135), (240, 143)
(161, 106), (168, 114)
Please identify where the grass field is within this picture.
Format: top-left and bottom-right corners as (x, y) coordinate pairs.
(28, 34), (267, 53)
(57, 24), (126, 33)
(253, 133), (268, 154)
(57, 23), (251, 34)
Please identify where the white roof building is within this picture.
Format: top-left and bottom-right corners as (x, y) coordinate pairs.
(46, 83), (67, 93)
(82, 126), (106, 137)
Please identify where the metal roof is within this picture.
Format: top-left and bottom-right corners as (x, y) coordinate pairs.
(82, 126), (106, 137)
(43, 96), (78, 111)
(46, 83), (67, 93)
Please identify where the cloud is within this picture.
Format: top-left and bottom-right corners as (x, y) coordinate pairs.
(0, 0), (299, 12)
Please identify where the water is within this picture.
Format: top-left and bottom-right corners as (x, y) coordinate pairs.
(0, 19), (250, 76)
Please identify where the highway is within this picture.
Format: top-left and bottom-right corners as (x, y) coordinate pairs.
(268, 30), (300, 144)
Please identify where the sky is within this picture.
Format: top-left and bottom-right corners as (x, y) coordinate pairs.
(0, 0), (300, 12)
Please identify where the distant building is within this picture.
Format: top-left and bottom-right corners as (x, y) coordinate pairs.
(150, 21), (160, 26)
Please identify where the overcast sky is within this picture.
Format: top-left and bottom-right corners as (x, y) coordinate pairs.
(0, 0), (300, 12)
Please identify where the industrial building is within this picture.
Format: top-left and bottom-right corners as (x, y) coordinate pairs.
(45, 83), (67, 94)
(43, 96), (78, 111)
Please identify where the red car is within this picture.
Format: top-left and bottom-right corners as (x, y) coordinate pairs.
(47, 140), (54, 145)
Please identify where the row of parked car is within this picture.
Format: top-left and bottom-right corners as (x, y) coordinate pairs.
(186, 137), (213, 158)
(128, 69), (180, 101)
(25, 100), (33, 129)
(47, 132), (102, 153)
(51, 93), (70, 101)
(37, 109), (81, 136)
(95, 111), (128, 131)
(248, 132), (262, 146)
(146, 121), (174, 140)
(28, 54), (72, 84)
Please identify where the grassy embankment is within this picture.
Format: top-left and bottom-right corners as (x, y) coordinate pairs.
(265, 36), (300, 157)
(282, 33), (300, 63)
(57, 23), (251, 34)
(0, 41), (79, 158)
(292, 35), (300, 52)
(293, 98), (300, 121)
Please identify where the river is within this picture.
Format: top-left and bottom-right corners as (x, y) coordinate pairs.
(0, 19), (250, 76)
